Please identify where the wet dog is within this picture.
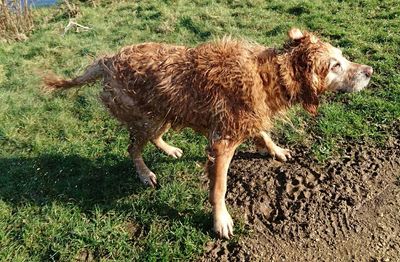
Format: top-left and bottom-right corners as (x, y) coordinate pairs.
(44, 28), (373, 239)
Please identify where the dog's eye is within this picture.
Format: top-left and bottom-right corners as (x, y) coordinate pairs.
(332, 62), (341, 71)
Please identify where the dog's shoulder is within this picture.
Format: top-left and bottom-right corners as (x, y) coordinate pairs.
(190, 38), (264, 88)
(193, 37), (261, 64)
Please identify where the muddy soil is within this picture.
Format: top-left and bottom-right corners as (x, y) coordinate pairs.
(201, 125), (400, 261)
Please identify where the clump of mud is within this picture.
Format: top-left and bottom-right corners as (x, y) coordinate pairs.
(202, 125), (400, 261)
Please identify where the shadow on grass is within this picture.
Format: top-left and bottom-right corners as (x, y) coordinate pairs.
(0, 153), (211, 232)
(0, 153), (140, 207)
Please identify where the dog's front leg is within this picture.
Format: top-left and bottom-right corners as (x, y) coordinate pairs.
(254, 131), (291, 162)
(207, 139), (238, 239)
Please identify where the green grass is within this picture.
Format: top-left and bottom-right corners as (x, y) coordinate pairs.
(0, 0), (399, 260)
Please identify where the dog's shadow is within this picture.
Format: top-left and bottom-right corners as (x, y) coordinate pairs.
(0, 153), (212, 231)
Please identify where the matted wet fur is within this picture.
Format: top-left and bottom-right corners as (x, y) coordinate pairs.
(43, 28), (373, 239)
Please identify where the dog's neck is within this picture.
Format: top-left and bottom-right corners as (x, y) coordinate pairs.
(277, 50), (304, 104)
(257, 48), (294, 114)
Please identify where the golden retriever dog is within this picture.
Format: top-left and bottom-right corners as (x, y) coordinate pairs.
(44, 28), (373, 239)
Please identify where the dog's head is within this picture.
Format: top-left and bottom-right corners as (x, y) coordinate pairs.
(283, 28), (373, 115)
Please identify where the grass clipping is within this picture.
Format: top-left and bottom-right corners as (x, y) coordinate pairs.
(0, 0), (33, 42)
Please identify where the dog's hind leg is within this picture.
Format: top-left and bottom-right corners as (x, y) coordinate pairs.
(151, 123), (183, 159)
(128, 128), (158, 187)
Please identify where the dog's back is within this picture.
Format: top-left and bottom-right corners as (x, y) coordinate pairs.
(102, 40), (269, 137)
(44, 39), (270, 137)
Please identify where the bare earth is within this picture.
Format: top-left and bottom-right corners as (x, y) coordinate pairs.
(201, 124), (400, 261)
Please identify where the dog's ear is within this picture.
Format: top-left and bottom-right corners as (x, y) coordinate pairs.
(289, 28), (319, 44)
(301, 59), (330, 116)
(283, 31), (329, 116)
(301, 73), (320, 116)
(288, 28), (304, 40)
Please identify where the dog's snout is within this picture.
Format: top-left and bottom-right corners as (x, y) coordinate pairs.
(363, 66), (373, 78)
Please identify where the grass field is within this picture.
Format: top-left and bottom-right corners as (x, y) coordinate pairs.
(0, 0), (399, 260)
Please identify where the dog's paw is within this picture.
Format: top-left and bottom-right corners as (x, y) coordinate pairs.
(258, 146), (292, 162)
(271, 146), (292, 162)
(137, 170), (157, 188)
(166, 146), (183, 159)
(213, 208), (234, 239)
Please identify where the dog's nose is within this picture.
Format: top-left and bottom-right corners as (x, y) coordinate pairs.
(363, 66), (373, 78)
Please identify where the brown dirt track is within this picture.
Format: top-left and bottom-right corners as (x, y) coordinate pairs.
(201, 124), (400, 261)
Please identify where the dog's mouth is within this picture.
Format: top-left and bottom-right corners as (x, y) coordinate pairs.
(336, 83), (369, 93)
(352, 66), (373, 92)
(350, 74), (372, 92)
(334, 67), (373, 93)
(354, 77), (372, 92)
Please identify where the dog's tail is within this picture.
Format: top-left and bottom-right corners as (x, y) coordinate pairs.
(43, 58), (108, 91)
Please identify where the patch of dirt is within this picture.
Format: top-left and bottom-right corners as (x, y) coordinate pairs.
(201, 126), (400, 261)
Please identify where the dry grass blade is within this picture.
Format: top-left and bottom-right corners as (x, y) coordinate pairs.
(63, 19), (92, 36)
(0, 0), (33, 41)
(62, 0), (79, 17)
